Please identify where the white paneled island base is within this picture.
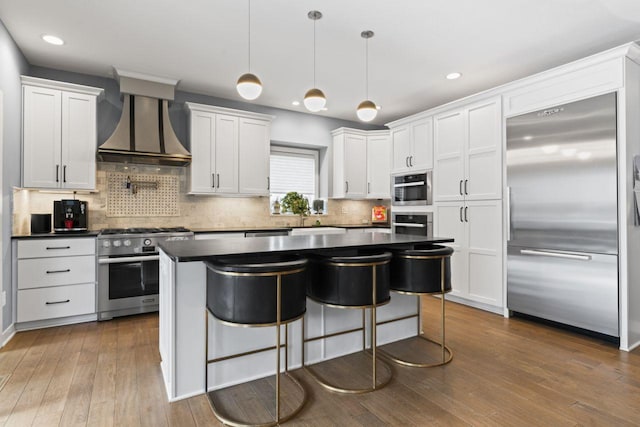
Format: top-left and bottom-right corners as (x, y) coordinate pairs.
(159, 252), (418, 401)
(157, 233), (453, 402)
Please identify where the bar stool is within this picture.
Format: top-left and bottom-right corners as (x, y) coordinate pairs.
(379, 244), (453, 367)
(204, 254), (308, 427)
(303, 250), (393, 394)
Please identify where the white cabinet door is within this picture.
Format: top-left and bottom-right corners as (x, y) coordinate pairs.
(23, 85), (62, 188)
(189, 112), (215, 193)
(214, 114), (238, 194)
(343, 133), (367, 198)
(391, 126), (411, 172)
(434, 98), (502, 202)
(409, 118), (433, 170)
(434, 110), (465, 201)
(238, 118), (270, 195)
(466, 100), (501, 200)
(366, 134), (390, 199)
(436, 200), (503, 308)
(467, 200), (503, 306)
(61, 92), (96, 189)
(436, 202), (468, 297)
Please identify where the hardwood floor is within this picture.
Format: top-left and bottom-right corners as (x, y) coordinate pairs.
(1, 298), (639, 426)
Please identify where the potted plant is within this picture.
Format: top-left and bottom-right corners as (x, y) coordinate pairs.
(281, 192), (310, 226)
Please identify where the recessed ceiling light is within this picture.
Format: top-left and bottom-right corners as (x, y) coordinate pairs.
(292, 101), (300, 106)
(446, 72), (462, 80)
(42, 34), (64, 45)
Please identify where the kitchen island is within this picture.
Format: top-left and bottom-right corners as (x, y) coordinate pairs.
(158, 233), (453, 402)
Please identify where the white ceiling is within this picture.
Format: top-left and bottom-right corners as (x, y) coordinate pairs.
(1, 0), (640, 125)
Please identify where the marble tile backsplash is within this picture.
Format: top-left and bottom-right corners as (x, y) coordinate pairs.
(13, 164), (388, 234)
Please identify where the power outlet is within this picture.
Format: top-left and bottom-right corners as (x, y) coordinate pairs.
(1, 291), (5, 307)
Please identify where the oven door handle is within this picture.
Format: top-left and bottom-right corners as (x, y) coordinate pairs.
(393, 181), (425, 188)
(392, 222), (426, 228)
(98, 255), (160, 264)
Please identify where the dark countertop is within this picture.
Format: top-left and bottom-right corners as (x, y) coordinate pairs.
(12, 231), (100, 239)
(191, 224), (390, 234)
(160, 233), (452, 262)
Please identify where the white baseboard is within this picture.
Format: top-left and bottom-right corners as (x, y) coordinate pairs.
(444, 294), (504, 315)
(15, 313), (97, 332)
(623, 339), (640, 352)
(1, 323), (16, 348)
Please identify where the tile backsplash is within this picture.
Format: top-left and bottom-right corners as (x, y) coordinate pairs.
(13, 163), (389, 234)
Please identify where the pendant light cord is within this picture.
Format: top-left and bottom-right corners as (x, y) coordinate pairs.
(313, 17), (316, 87)
(365, 36), (369, 100)
(247, 0), (251, 72)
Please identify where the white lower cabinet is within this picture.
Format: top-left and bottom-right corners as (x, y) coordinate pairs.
(436, 200), (503, 309)
(15, 237), (96, 326)
(17, 283), (95, 323)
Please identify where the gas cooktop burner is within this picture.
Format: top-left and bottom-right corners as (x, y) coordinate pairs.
(100, 227), (191, 235)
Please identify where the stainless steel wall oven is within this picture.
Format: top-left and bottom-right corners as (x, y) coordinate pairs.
(391, 170), (433, 206)
(391, 212), (433, 238)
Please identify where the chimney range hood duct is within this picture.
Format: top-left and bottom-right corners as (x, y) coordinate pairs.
(97, 71), (191, 166)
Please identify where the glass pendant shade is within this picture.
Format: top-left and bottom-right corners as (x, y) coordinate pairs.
(236, 73), (262, 100)
(357, 100), (378, 122)
(304, 88), (326, 112)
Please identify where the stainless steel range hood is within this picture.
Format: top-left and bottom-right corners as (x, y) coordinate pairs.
(97, 71), (191, 166)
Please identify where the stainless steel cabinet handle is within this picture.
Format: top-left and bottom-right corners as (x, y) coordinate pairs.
(217, 173), (220, 188)
(368, 182), (371, 194)
(212, 173), (215, 188)
(409, 156), (413, 167)
(459, 207), (463, 222)
(46, 269), (71, 274)
(520, 249), (592, 261)
(46, 299), (70, 305)
(459, 180), (463, 195)
(506, 187), (512, 241)
(56, 165), (60, 183)
(464, 206), (468, 222)
(63, 165), (67, 183)
(405, 157), (409, 167)
(464, 179), (468, 195)
(98, 255), (160, 264)
(345, 181), (349, 193)
(46, 246), (70, 250)
(392, 222), (426, 228)
(267, 176), (270, 190)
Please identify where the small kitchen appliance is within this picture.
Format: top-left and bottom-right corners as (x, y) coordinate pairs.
(53, 200), (88, 232)
(30, 213), (52, 234)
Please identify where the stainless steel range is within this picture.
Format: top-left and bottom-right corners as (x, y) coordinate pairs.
(97, 227), (194, 320)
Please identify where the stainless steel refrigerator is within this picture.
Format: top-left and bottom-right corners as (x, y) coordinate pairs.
(506, 92), (619, 337)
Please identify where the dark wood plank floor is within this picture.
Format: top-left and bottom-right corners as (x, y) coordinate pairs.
(1, 297), (638, 426)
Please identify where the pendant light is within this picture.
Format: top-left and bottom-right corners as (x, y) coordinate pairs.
(304, 10), (326, 112)
(357, 30), (378, 122)
(236, 0), (262, 100)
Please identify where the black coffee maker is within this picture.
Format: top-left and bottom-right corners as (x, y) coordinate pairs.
(53, 200), (88, 232)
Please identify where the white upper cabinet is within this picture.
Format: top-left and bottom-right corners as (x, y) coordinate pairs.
(186, 103), (272, 195)
(366, 132), (391, 198)
(238, 117), (271, 195)
(332, 128), (390, 199)
(434, 97), (501, 202)
(390, 117), (433, 173)
(22, 77), (102, 190)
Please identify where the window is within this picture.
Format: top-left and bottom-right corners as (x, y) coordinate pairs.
(270, 146), (321, 213)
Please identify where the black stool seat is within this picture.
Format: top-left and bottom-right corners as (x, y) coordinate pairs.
(205, 254), (307, 325)
(391, 245), (453, 294)
(307, 250), (391, 307)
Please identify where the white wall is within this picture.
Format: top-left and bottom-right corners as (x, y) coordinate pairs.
(0, 19), (28, 337)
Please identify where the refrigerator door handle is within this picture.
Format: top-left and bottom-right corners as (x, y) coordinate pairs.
(520, 249), (592, 261)
(506, 186), (511, 241)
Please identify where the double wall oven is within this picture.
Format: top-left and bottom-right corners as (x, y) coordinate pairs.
(392, 212), (433, 238)
(97, 227), (193, 320)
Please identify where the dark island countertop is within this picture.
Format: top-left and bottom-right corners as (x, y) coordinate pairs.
(160, 233), (453, 262)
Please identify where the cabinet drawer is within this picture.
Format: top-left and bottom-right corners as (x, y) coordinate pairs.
(17, 283), (95, 323)
(17, 238), (95, 259)
(18, 255), (95, 289)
